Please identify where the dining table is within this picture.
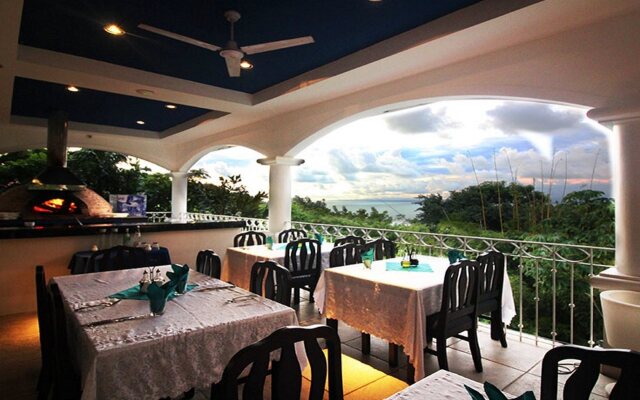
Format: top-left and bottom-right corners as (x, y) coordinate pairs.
(384, 369), (515, 399)
(51, 266), (299, 400)
(222, 242), (335, 289)
(313, 255), (516, 382)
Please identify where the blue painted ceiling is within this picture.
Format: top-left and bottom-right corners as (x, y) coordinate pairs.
(18, 0), (481, 94)
(13, 0), (482, 133)
(11, 77), (221, 132)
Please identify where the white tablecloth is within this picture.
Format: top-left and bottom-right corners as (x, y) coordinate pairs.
(52, 266), (299, 400)
(314, 256), (516, 382)
(385, 369), (513, 399)
(222, 243), (334, 289)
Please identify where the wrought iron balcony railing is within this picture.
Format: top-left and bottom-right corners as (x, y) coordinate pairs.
(147, 212), (614, 347)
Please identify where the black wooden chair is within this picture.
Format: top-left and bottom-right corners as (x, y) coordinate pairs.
(329, 243), (359, 268)
(357, 239), (396, 261)
(476, 250), (508, 347)
(541, 345), (640, 400)
(49, 283), (82, 399)
(284, 238), (322, 304)
(86, 245), (147, 272)
(278, 228), (307, 243)
(334, 235), (366, 247)
(35, 266), (54, 399)
(196, 249), (222, 279)
(211, 324), (343, 400)
(234, 230), (267, 247)
(425, 260), (482, 372)
(249, 261), (292, 307)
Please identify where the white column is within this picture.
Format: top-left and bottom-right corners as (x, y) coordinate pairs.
(170, 171), (189, 222)
(588, 104), (640, 290)
(257, 156), (305, 235)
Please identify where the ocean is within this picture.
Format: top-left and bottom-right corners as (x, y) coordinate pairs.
(324, 199), (419, 221)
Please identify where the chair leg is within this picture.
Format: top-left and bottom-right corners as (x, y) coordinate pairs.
(326, 318), (338, 331)
(490, 310), (508, 347)
(436, 337), (449, 371)
(361, 332), (371, 355)
(468, 329), (483, 372)
(293, 288), (300, 305)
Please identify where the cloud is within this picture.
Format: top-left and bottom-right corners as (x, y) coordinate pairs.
(488, 102), (583, 134)
(383, 106), (454, 134)
(295, 169), (336, 184)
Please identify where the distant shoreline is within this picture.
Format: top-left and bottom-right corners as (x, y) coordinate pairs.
(324, 198), (419, 220)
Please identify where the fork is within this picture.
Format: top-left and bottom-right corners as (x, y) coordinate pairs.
(74, 298), (122, 312)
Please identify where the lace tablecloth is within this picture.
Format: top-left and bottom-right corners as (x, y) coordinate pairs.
(314, 256), (516, 382)
(222, 243), (334, 289)
(52, 266), (298, 400)
(385, 369), (513, 399)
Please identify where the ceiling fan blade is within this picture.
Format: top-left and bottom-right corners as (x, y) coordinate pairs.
(241, 36), (314, 55)
(138, 24), (221, 52)
(225, 56), (241, 77)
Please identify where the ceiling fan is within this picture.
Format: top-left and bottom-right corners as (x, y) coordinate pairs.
(138, 10), (314, 77)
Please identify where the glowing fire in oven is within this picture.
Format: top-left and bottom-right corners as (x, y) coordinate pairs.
(33, 198), (78, 214)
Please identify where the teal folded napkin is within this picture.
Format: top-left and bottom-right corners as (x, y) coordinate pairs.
(448, 249), (466, 264)
(110, 283), (197, 300)
(385, 261), (433, 272)
(166, 264), (189, 293)
(266, 235), (274, 249)
(361, 248), (375, 268)
(314, 233), (324, 245)
(147, 280), (177, 315)
(272, 243), (288, 251)
(465, 382), (535, 400)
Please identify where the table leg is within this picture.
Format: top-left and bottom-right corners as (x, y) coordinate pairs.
(406, 362), (415, 384)
(362, 333), (371, 355)
(389, 343), (398, 367)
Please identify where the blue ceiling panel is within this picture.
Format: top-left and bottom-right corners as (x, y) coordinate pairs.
(11, 77), (223, 132)
(18, 0), (481, 94)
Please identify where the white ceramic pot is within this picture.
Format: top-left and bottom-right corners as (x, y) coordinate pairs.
(600, 290), (640, 351)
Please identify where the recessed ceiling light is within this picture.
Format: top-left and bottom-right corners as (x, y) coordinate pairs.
(165, 104), (177, 109)
(240, 59), (253, 70)
(104, 24), (126, 36)
(136, 120), (145, 125)
(136, 89), (155, 96)
(67, 85), (79, 92)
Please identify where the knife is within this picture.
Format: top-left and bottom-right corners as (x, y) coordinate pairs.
(82, 313), (155, 328)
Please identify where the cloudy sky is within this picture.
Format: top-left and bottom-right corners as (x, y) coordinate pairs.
(191, 99), (612, 202)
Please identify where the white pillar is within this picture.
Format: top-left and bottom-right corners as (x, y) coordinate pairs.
(170, 171), (188, 222)
(588, 104), (640, 290)
(257, 156), (305, 235)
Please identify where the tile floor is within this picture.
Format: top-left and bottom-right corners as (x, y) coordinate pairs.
(1, 297), (614, 399)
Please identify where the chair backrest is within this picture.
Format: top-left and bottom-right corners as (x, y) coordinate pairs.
(87, 245), (147, 272)
(278, 228), (307, 243)
(49, 282), (82, 398)
(357, 239), (396, 261)
(541, 345), (640, 400)
(284, 239), (322, 278)
(334, 235), (366, 247)
(249, 261), (292, 306)
(35, 265), (54, 371)
(476, 250), (505, 304)
(437, 260), (479, 335)
(329, 244), (359, 268)
(212, 324), (343, 400)
(234, 231), (267, 247)
(196, 249), (222, 279)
